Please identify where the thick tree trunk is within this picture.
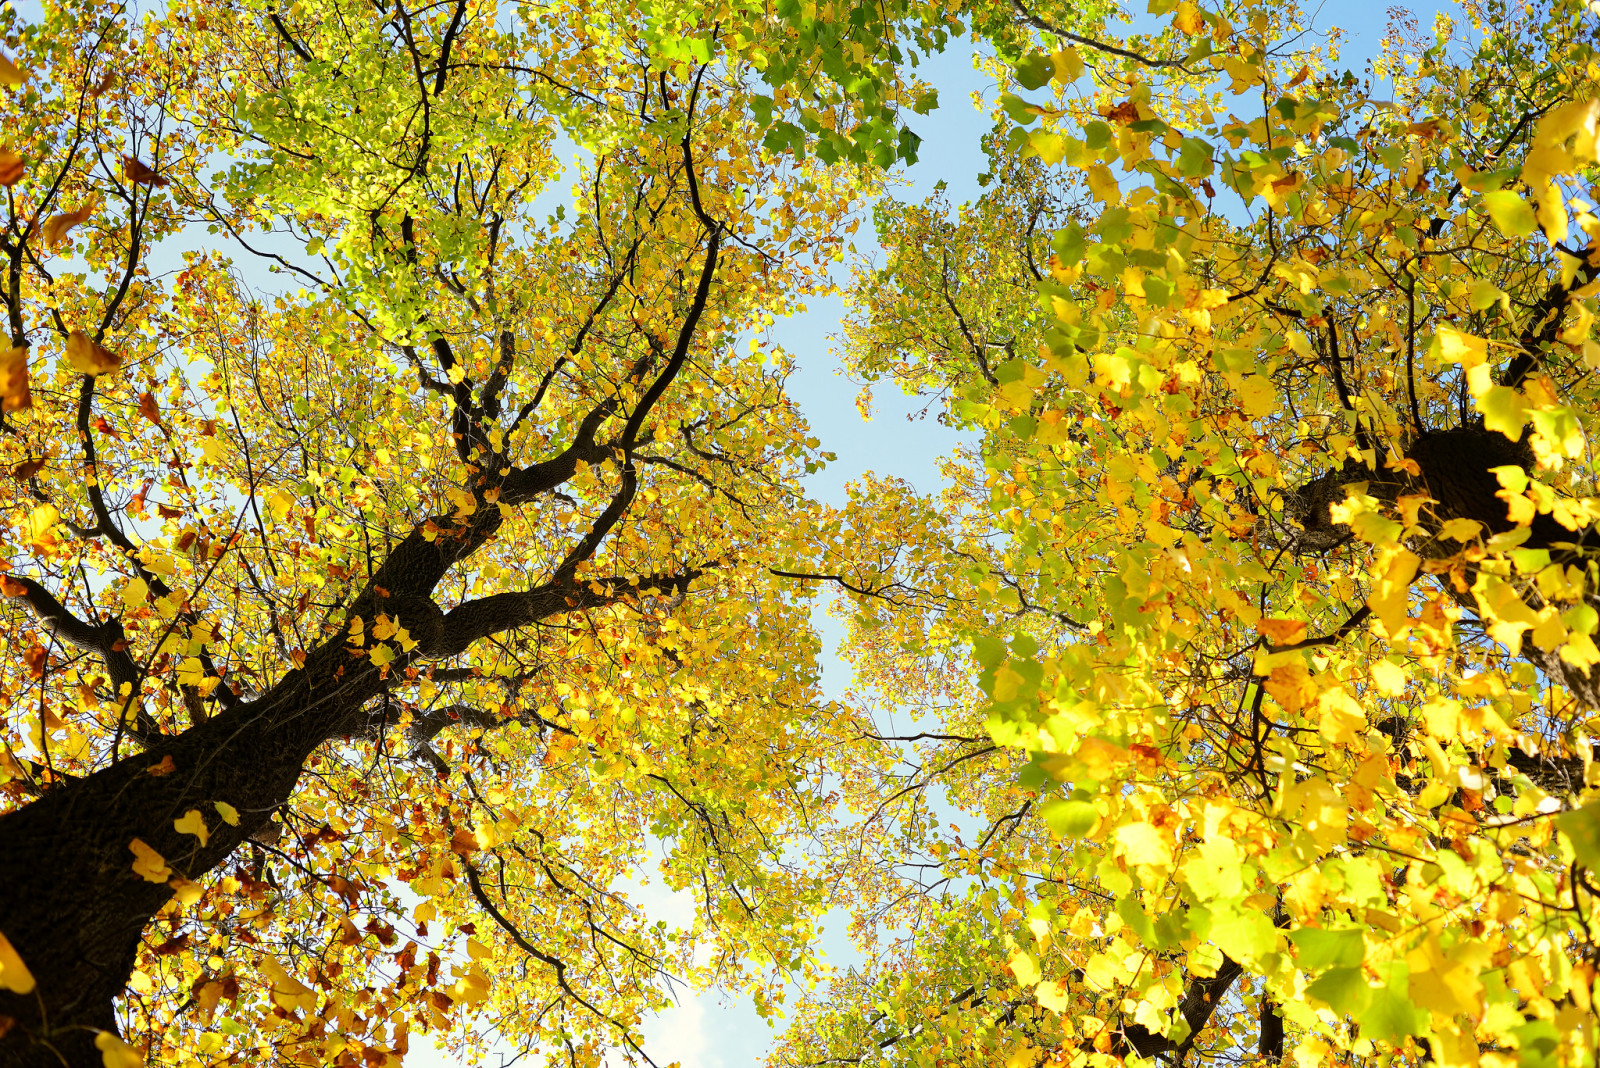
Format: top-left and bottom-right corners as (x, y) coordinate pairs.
(0, 649), (387, 1066)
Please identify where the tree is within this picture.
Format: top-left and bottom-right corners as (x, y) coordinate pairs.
(0, 0), (1003, 1061)
(768, 0), (1600, 1065)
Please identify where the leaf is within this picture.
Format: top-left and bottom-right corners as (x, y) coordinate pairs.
(0, 149), (22, 187)
(259, 955), (317, 1012)
(1257, 617), (1306, 645)
(42, 203), (95, 250)
(94, 1032), (143, 1068)
(11, 456), (45, 481)
(1556, 802), (1600, 868)
(1290, 927), (1365, 970)
(174, 809), (210, 847)
(0, 345), (32, 411)
(128, 839), (171, 883)
(0, 928), (36, 994)
(121, 156), (168, 188)
(1306, 966), (1369, 1015)
(1041, 798), (1099, 837)
(1008, 950), (1041, 986)
(65, 330), (121, 375)
(1173, 1), (1204, 34)
(0, 54), (25, 87)
(214, 801), (240, 826)
(1482, 190), (1537, 238)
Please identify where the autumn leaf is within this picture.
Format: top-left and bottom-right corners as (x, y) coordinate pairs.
(173, 809), (210, 847)
(121, 155), (168, 187)
(0, 345), (32, 411)
(0, 54), (25, 87)
(1257, 618), (1307, 645)
(0, 928), (36, 994)
(0, 149), (23, 186)
(136, 391), (160, 424)
(64, 329), (121, 375)
(94, 1032), (143, 1068)
(128, 839), (171, 883)
(41, 203), (95, 250)
(12, 456), (46, 481)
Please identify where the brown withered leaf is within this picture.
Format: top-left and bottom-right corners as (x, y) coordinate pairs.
(0, 346), (31, 412)
(0, 150), (23, 187)
(122, 155), (168, 187)
(90, 71), (118, 97)
(11, 457), (46, 482)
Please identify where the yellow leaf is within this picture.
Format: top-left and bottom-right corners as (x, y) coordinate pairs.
(1317, 686), (1366, 744)
(169, 878), (203, 906)
(1235, 375), (1276, 417)
(1173, 1), (1204, 34)
(1433, 326), (1487, 367)
(1370, 658), (1406, 697)
(1437, 517), (1482, 542)
(259, 955), (317, 1012)
(174, 809), (210, 847)
(95, 1032), (144, 1068)
(0, 54), (25, 87)
(1367, 548), (1420, 638)
(214, 801), (240, 826)
(1482, 190), (1537, 238)
(1036, 979), (1070, 1011)
(0, 928), (36, 994)
(41, 203), (94, 251)
(1008, 950), (1042, 987)
(1051, 47), (1084, 83)
(128, 839), (171, 883)
(1114, 821), (1174, 867)
(64, 330), (121, 376)
(1085, 164), (1120, 205)
(27, 503), (59, 553)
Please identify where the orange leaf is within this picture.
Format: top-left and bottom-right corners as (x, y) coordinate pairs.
(146, 755), (177, 776)
(137, 391), (161, 424)
(1102, 100), (1139, 124)
(41, 203), (94, 251)
(1257, 618), (1308, 645)
(0, 149), (22, 187)
(64, 330), (121, 375)
(0, 346), (31, 411)
(450, 827), (479, 855)
(90, 71), (118, 97)
(122, 155), (168, 187)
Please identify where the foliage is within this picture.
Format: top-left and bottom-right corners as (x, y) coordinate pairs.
(772, 0), (1600, 1066)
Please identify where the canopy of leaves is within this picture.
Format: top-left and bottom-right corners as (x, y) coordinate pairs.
(4, 0), (1600, 1066)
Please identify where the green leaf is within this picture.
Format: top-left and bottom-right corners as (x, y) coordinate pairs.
(1041, 798), (1099, 838)
(1556, 801), (1600, 868)
(1358, 962), (1426, 1045)
(1290, 927), (1365, 970)
(1307, 966), (1369, 1016)
(1015, 52), (1054, 90)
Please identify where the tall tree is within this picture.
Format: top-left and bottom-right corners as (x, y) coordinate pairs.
(770, 0), (1600, 1065)
(0, 0), (991, 1061)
